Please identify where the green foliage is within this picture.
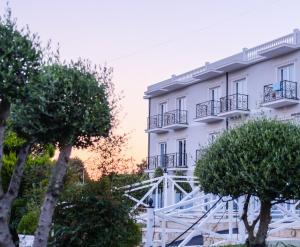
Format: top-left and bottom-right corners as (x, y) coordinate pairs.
(0, 10), (42, 103)
(195, 119), (300, 202)
(154, 167), (164, 177)
(1, 131), (24, 191)
(17, 210), (39, 234)
(12, 61), (111, 148)
(174, 170), (192, 193)
(50, 181), (142, 247)
(64, 157), (86, 186)
(1, 131), (53, 234)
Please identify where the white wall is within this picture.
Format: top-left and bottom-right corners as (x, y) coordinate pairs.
(148, 50), (300, 176)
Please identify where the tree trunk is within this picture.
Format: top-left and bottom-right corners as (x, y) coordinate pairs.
(246, 200), (272, 247)
(0, 99), (11, 197)
(0, 144), (31, 247)
(33, 145), (72, 247)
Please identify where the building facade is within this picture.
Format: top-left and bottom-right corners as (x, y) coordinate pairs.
(144, 29), (300, 177)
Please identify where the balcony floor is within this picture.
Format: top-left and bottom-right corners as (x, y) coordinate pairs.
(218, 110), (249, 118)
(163, 124), (188, 130)
(194, 115), (224, 123)
(145, 128), (169, 134)
(262, 98), (299, 108)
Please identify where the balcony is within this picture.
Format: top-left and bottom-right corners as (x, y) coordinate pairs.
(219, 93), (249, 117)
(163, 110), (188, 130)
(145, 114), (168, 134)
(194, 100), (224, 123)
(146, 153), (188, 170)
(262, 80), (299, 108)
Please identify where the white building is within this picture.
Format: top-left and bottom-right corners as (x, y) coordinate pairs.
(144, 29), (300, 177)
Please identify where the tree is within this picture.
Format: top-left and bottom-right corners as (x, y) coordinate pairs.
(195, 119), (300, 247)
(0, 129), (54, 246)
(12, 61), (112, 247)
(49, 179), (141, 247)
(0, 9), (44, 245)
(0, 9), (42, 195)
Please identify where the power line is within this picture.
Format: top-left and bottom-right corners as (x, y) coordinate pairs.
(107, 0), (282, 63)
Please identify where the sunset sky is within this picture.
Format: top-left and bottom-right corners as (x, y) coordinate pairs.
(2, 0), (300, 164)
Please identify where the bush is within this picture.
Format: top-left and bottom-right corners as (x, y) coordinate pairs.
(17, 211), (39, 235)
(49, 181), (142, 247)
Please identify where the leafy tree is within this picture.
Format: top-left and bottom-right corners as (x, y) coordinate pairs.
(0, 8), (43, 246)
(1, 130), (54, 245)
(49, 180), (141, 247)
(195, 119), (300, 247)
(12, 61), (112, 247)
(0, 9), (42, 194)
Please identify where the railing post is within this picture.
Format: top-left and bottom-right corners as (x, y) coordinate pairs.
(242, 47), (248, 60)
(293, 28), (299, 44)
(146, 200), (155, 247)
(238, 196), (246, 242)
(228, 200), (233, 240)
(161, 172), (168, 247)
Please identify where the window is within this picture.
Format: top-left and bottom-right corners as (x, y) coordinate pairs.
(177, 139), (187, 166)
(208, 132), (220, 144)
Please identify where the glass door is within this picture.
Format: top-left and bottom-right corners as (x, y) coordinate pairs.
(176, 97), (186, 123)
(209, 87), (220, 115)
(233, 78), (246, 110)
(159, 102), (167, 127)
(177, 139), (186, 167)
(278, 64), (294, 81)
(277, 64), (294, 99)
(159, 142), (167, 168)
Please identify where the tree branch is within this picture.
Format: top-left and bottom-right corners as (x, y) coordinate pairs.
(4, 144), (31, 205)
(241, 194), (251, 232)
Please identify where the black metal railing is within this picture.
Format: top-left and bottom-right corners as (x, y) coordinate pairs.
(147, 153), (188, 169)
(147, 156), (158, 170)
(220, 93), (249, 113)
(196, 100), (220, 118)
(147, 114), (164, 130)
(164, 110), (188, 126)
(263, 80), (298, 103)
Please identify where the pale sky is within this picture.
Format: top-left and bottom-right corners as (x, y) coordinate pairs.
(2, 0), (300, 163)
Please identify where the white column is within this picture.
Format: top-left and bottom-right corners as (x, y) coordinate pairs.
(161, 172), (168, 247)
(146, 206), (155, 247)
(238, 196), (246, 242)
(228, 200), (233, 240)
(293, 28), (299, 44)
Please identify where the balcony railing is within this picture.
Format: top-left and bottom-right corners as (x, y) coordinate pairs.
(147, 153), (188, 170)
(147, 114), (163, 130)
(263, 80), (298, 103)
(163, 110), (188, 126)
(196, 100), (220, 118)
(220, 93), (249, 113)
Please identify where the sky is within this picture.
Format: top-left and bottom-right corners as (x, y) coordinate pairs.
(2, 0), (300, 164)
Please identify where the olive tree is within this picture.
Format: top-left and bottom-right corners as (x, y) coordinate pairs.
(0, 10), (42, 196)
(195, 119), (300, 247)
(12, 61), (111, 247)
(0, 11), (43, 247)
